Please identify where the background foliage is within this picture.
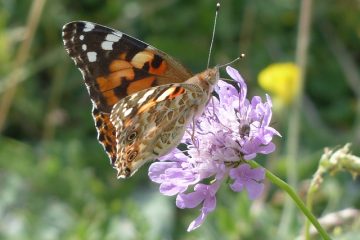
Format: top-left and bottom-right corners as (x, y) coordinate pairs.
(0, 0), (359, 239)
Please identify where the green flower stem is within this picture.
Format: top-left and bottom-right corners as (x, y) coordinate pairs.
(305, 176), (320, 240)
(248, 160), (331, 240)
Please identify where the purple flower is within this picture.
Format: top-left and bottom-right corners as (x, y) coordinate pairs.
(176, 181), (220, 231)
(229, 164), (265, 200)
(149, 66), (281, 231)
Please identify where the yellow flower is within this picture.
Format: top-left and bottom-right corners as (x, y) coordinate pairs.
(258, 63), (299, 105)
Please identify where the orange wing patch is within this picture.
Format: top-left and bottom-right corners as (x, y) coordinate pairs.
(96, 74), (121, 92)
(94, 49), (171, 110)
(102, 89), (122, 106)
(127, 76), (156, 95)
(168, 86), (186, 99)
(109, 59), (132, 72)
(156, 86), (186, 102)
(149, 56), (167, 75)
(96, 60), (134, 92)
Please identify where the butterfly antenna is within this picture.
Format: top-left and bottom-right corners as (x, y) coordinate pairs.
(207, 2), (221, 68)
(218, 53), (246, 69)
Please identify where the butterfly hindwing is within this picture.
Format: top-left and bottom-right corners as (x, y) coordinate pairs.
(109, 83), (205, 178)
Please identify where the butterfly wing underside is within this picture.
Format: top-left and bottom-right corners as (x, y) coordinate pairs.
(62, 21), (193, 169)
(110, 83), (206, 178)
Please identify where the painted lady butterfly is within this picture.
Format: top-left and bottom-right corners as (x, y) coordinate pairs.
(62, 21), (219, 178)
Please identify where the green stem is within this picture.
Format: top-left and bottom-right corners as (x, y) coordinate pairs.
(249, 161), (331, 240)
(305, 183), (315, 239)
(304, 167), (324, 239)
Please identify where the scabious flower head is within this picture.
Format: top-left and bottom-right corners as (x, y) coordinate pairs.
(149, 66), (281, 231)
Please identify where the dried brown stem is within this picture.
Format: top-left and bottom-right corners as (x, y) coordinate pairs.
(0, 0), (47, 132)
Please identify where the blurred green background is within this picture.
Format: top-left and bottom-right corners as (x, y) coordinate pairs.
(0, 0), (359, 239)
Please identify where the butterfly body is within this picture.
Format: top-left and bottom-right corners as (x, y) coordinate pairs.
(62, 21), (218, 178)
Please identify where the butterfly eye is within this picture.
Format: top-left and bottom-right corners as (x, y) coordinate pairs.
(127, 150), (138, 162)
(127, 131), (137, 142)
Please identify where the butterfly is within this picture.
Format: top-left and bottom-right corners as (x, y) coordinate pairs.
(62, 21), (219, 178)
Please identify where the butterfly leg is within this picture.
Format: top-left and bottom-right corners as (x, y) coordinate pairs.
(188, 117), (199, 149)
(211, 96), (215, 115)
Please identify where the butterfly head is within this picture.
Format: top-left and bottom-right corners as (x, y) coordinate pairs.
(189, 67), (219, 90)
(203, 67), (219, 86)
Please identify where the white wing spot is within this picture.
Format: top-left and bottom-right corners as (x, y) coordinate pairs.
(87, 51), (97, 62)
(79, 35), (84, 40)
(101, 41), (113, 50)
(129, 93), (139, 101)
(84, 22), (95, 32)
(138, 89), (155, 104)
(157, 87), (177, 102)
(123, 108), (133, 117)
(82, 44), (87, 51)
(106, 33), (122, 42)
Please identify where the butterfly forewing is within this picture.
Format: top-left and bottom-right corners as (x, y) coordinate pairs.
(62, 21), (192, 113)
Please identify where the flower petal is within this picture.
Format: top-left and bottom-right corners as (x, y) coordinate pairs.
(230, 180), (244, 192)
(246, 180), (264, 200)
(187, 211), (207, 232)
(160, 182), (187, 196)
(229, 165), (265, 199)
(186, 194), (217, 231)
(148, 162), (179, 183)
(176, 191), (205, 209)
